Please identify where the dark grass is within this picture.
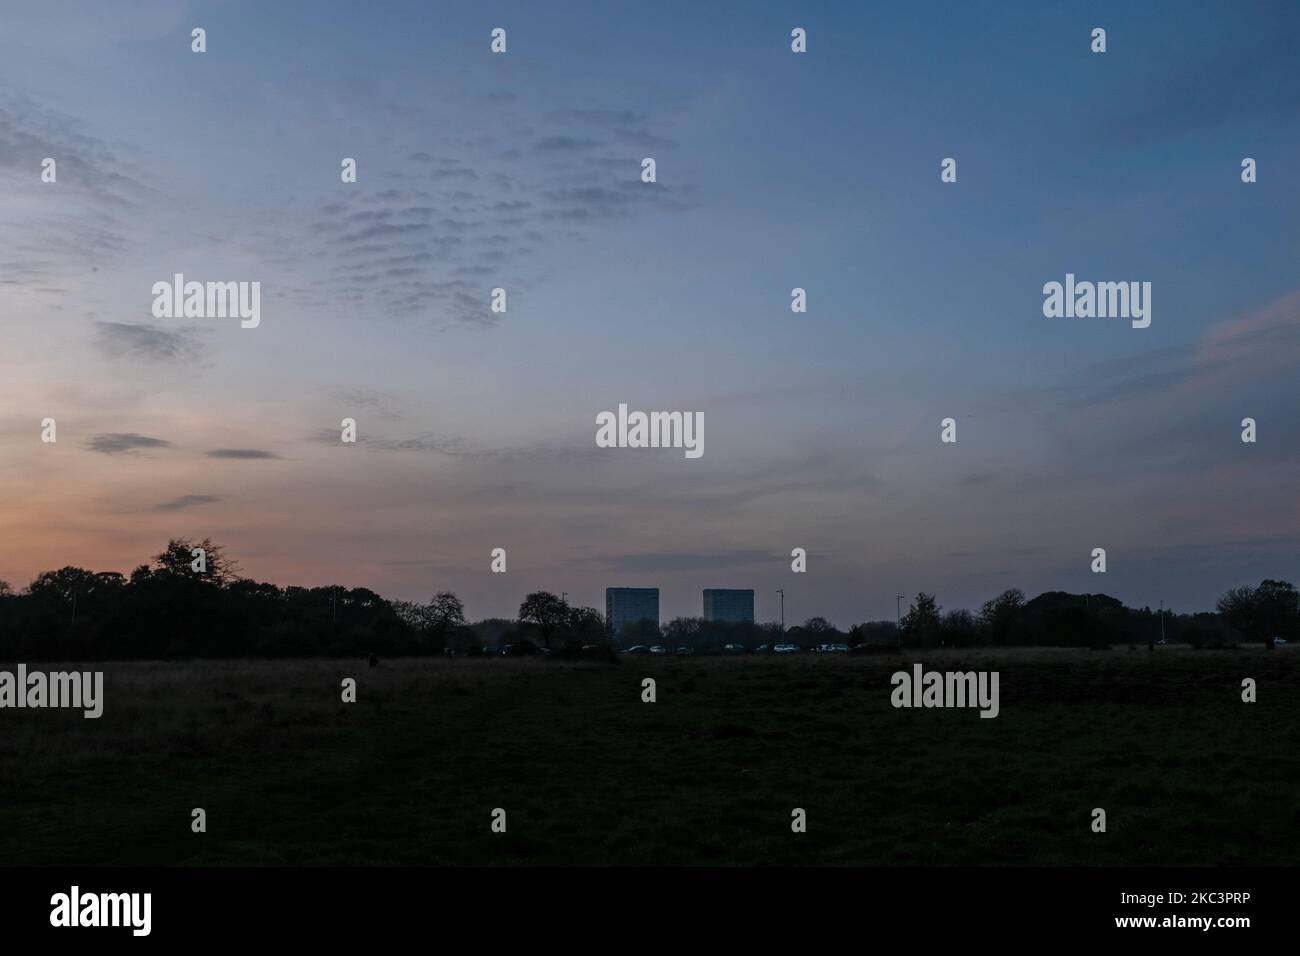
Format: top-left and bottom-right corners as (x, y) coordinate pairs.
(1, 647), (1297, 865)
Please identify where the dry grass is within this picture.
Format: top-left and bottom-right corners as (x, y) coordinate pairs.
(1, 647), (1296, 865)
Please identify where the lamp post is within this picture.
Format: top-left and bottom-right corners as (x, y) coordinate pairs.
(777, 588), (784, 632)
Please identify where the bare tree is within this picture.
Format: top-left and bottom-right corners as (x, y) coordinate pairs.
(518, 591), (569, 649)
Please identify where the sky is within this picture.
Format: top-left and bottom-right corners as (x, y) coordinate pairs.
(1, 0), (1298, 626)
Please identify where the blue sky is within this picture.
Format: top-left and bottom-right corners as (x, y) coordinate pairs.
(1, 0), (1298, 625)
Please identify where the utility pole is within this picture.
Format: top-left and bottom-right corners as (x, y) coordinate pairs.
(777, 589), (784, 632)
(332, 586), (337, 626)
(561, 592), (567, 605)
(1159, 600), (1165, 642)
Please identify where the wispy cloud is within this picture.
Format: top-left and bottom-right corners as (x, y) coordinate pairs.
(153, 494), (221, 511)
(536, 135), (599, 151)
(85, 433), (172, 455)
(207, 449), (282, 460)
(601, 549), (777, 574)
(304, 427), (599, 463)
(92, 321), (204, 362)
(327, 387), (405, 423)
(253, 103), (693, 329)
(0, 95), (151, 291)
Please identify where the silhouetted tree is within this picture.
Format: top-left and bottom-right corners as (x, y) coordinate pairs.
(941, 609), (978, 647)
(28, 567), (100, 604)
(848, 621), (897, 648)
(978, 588), (1025, 645)
(616, 618), (661, 648)
(518, 591), (568, 649)
(759, 621), (783, 651)
(1021, 592), (1122, 647)
(148, 537), (240, 585)
(6, 540), (1299, 663)
(565, 605), (606, 644)
(900, 593), (942, 648)
(428, 591), (467, 632)
(1255, 580), (1298, 648)
(660, 616), (701, 650)
(1219, 580), (1299, 648)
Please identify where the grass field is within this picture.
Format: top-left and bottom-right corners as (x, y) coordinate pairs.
(2, 647), (1297, 865)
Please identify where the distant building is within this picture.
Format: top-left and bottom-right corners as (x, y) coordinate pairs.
(606, 587), (660, 637)
(703, 588), (755, 624)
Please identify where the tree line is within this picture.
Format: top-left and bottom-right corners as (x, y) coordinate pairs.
(0, 539), (612, 661)
(0, 539), (1294, 661)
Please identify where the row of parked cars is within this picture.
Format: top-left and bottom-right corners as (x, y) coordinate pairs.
(619, 642), (853, 655)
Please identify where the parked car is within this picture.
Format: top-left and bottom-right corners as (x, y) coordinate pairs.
(649, 645), (669, 655)
(723, 643), (748, 654)
(814, 643), (850, 653)
(500, 642), (540, 657)
(774, 643), (801, 654)
(675, 647), (694, 656)
(623, 645), (651, 654)
(849, 641), (894, 654)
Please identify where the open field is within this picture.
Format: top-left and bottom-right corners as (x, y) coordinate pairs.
(1, 647), (1297, 865)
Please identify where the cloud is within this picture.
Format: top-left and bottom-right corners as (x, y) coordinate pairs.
(544, 109), (647, 126)
(153, 494), (221, 511)
(253, 101), (693, 330)
(536, 135), (599, 151)
(85, 433), (172, 455)
(435, 166), (479, 180)
(0, 97), (149, 203)
(1195, 290), (1300, 377)
(0, 95), (152, 291)
(92, 321), (204, 362)
(327, 387), (405, 422)
(540, 181), (697, 220)
(601, 549), (777, 574)
(304, 427), (599, 463)
(207, 449), (282, 460)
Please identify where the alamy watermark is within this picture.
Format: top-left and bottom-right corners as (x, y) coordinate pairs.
(152, 273), (261, 328)
(0, 665), (103, 718)
(596, 403), (703, 459)
(50, 886), (150, 936)
(1042, 273), (1150, 329)
(891, 664), (1000, 718)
